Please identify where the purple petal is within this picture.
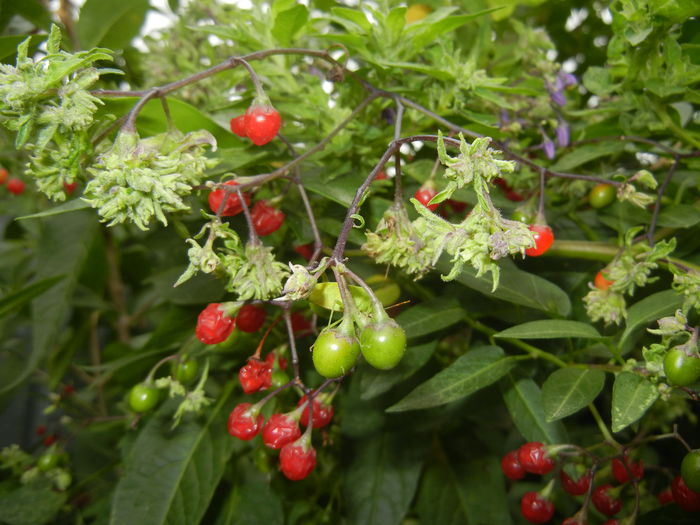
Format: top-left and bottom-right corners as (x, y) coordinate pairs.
(543, 139), (556, 159)
(561, 72), (577, 87)
(556, 121), (570, 147)
(550, 90), (566, 106)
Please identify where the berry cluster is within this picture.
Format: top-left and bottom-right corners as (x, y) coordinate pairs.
(207, 182), (285, 236)
(195, 302), (268, 345)
(1, 167), (25, 195)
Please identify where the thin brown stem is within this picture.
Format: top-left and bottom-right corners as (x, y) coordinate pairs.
(105, 231), (130, 343)
(648, 157), (679, 246)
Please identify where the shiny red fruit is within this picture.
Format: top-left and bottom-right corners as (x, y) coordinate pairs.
(238, 358), (272, 394)
(671, 475), (700, 512)
(208, 180), (251, 216)
(595, 270), (614, 291)
(297, 394), (334, 428)
(279, 437), (316, 481)
(262, 413), (302, 449)
(196, 303), (235, 344)
(414, 184), (439, 211)
(657, 487), (674, 505)
(560, 469), (592, 495)
(227, 403), (264, 440)
(518, 442), (555, 475)
(501, 450), (526, 480)
(244, 104), (281, 146)
(251, 200), (285, 236)
(520, 491), (554, 524)
(229, 115), (247, 137)
(294, 243), (314, 261)
(592, 484), (622, 516)
(525, 225), (554, 257)
(612, 455), (644, 484)
(7, 178), (25, 195)
(236, 304), (267, 333)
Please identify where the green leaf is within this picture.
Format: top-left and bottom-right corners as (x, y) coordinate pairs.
(359, 341), (437, 400)
(0, 478), (67, 525)
(77, 0), (150, 49)
(330, 7), (372, 32)
(302, 169), (363, 207)
(542, 368), (606, 422)
(549, 142), (626, 172)
(343, 432), (426, 525)
(214, 477), (284, 525)
(620, 290), (684, 352)
(271, 4), (308, 46)
(657, 205), (700, 228)
(441, 258), (571, 316)
(0, 211), (98, 395)
(0, 275), (64, 319)
(501, 375), (568, 444)
(109, 384), (236, 525)
(611, 371), (659, 433)
(16, 198), (91, 220)
(0, 34), (44, 62)
(387, 346), (516, 412)
(395, 298), (465, 338)
(409, 7), (502, 49)
(496, 320), (602, 340)
(582, 66), (617, 95)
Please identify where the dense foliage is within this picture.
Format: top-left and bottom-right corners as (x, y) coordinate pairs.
(1, 1), (700, 524)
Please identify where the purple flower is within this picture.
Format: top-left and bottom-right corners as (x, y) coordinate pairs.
(543, 138), (556, 159)
(556, 120), (570, 147)
(500, 109), (510, 126)
(550, 89), (566, 107)
(560, 72), (577, 88)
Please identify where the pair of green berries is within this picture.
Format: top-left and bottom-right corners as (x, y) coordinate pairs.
(312, 317), (406, 378)
(128, 358), (199, 413)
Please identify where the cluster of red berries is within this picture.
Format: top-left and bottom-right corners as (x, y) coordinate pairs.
(503, 443), (700, 523)
(195, 302), (267, 345)
(207, 182), (285, 236)
(1, 168), (25, 195)
(229, 103), (281, 146)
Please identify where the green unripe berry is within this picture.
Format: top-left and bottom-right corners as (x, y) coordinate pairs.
(664, 348), (700, 387)
(171, 358), (198, 384)
(360, 319), (407, 370)
(37, 452), (60, 471)
(312, 327), (360, 378)
(128, 383), (160, 413)
(681, 450), (700, 493)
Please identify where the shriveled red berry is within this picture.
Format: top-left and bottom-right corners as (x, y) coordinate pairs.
(243, 104), (281, 146)
(297, 394), (334, 428)
(520, 491), (554, 524)
(414, 184), (439, 212)
(262, 413), (302, 449)
(229, 115), (247, 137)
(279, 436), (316, 481)
(196, 303), (235, 344)
(208, 180), (251, 216)
(525, 225), (554, 257)
(612, 455), (644, 484)
(236, 304), (267, 333)
(227, 403), (264, 440)
(7, 178), (25, 195)
(501, 450), (526, 480)
(238, 357), (272, 394)
(560, 469), (592, 495)
(592, 484), (622, 516)
(671, 475), (700, 512)
(595, 270), (614, 291)
(251, 200), (285, 236)
(657, 487), (674, 505)
(518, 442), (555, 475)
(294, 243), (314, 261)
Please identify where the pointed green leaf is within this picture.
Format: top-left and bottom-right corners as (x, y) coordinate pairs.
(387, 346), (515, 412)
(0, 478), (67, 525)
(496, 320), (602, 340)
(620, 290), (684, 352)
(77, 0), (149, 49)
(542, 368), (606, 422)
(16, 198), (91, 220)
(0, 275), (64, 318)
(611, 371), (659, 433)
(271, 5), (308, 45)
(395, 298), (465, 338)
(501, 375), (568, 444)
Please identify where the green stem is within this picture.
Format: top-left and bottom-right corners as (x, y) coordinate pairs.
(654, 104), (700, 149)
(588, 402), (621, 449)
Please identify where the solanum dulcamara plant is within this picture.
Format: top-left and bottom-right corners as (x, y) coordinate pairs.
(1, 1), (700, 524)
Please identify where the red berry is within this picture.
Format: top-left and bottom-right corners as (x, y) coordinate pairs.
(294, 243), (314, 261)
(525, 225), (554, 257)
(671, 475), (700, 512)
(262, 413), (302, 449)
(43, 434), (57, 447)
(227, 403), (264, 440)
(297, 394), (334, 428)
(414, 184), (439, 212)
(35, 425), (47, 436)
(238, 357), (272, 394)
(243, 104), (281, 146)
(196, 303), (235, 344)
(501, 450), (526, 480)
(657, 487), (674, 505)
(251, 200), (285, 236)
(518, 442), (555, 475)
(265, 352), (288, 371)
(7, 178), (25, 195)
(592, 484), (622, 516)
(279, 436), (316, 481)
(229, 115), (247, 137)
(506, 189), (525, 202)
(375, 170), (388, 181)
(595, 270), (614, 291)
(0, 168), (8, 184)
(447, 199), (468, 213)
(236, 304), (267, 333)
(520, 491), (554, 524)
(290, 312), (313, 337)
(61, 384), (75, 397)
(63, 182), (78, 195)
(208, 180), (251, 216)
(560, 469), (592, 495)
(612, 455), (644, 484)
